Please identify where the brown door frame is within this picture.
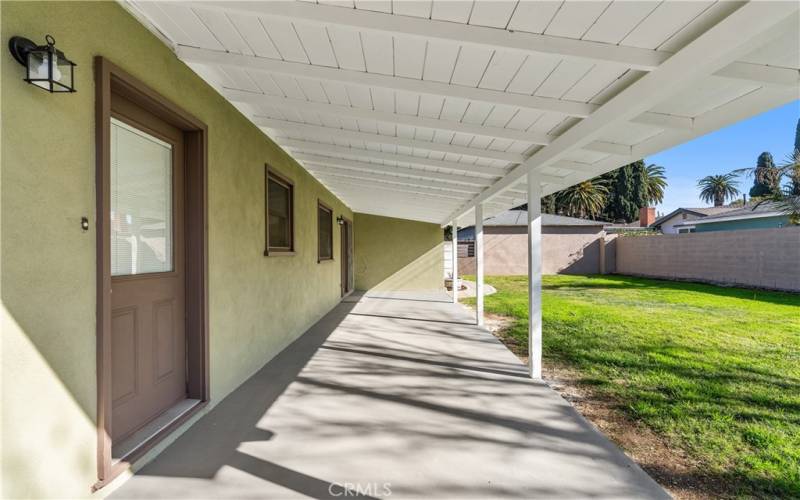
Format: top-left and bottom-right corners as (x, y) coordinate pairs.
(94, 57), (209, 491)
(340, 216), (353, 297)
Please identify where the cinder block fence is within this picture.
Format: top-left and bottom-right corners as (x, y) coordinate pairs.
(615, 227), (800, 292)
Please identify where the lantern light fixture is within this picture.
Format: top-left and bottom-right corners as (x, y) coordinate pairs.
(336, 215), (345, 225)
(8, 35), (76, 93)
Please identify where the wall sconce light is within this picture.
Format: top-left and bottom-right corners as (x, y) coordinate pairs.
(8, 35), (76, 93)
(336, 215), (345, 225)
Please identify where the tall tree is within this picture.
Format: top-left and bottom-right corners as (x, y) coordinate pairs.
(555, 179), (609, 218)
(749, 152), (781, 197)
(795, 117), (800, 153)
(541, 159), (666, 222)
(643, 163), (668, 205)
(600, 160), (648, 222)
(719, 121), (800, 225)
(698, 174), (740, 207)
(789, 118), (800, 196)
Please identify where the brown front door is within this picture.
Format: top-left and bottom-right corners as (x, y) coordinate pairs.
(341, 219), (353, 296)
(109, 97), (187, 442)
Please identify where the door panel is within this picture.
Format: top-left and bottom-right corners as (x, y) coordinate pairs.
(347, 221), (354, 292)
(341, 220), (353, 296)
(111, 307), (138, 405)
(153, 299), (176, 381)
(110, 99), (187, 443)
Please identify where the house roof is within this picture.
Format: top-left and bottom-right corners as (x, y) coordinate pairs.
(673, 202), (787, 226)
(463, 209), (605, 228)
(651, 206), (739, 227)
(126, 1), (800, 226)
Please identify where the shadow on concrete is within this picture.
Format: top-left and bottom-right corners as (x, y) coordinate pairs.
(319, 344), (529, 379)
(349, 311), (475, 326)
(113, 294), (668, 499)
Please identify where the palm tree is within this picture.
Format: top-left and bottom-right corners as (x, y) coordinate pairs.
(556, 179), (609, 218)
(643, 163), (668, 205)
(698, 174), (740, 207)
(784, 149), (800, 196)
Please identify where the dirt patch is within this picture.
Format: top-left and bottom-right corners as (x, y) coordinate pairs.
(543, 363), (729, 499)
(481, 311), (729, 499)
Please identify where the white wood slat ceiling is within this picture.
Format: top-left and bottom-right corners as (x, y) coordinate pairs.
(123, 0), (800, 225)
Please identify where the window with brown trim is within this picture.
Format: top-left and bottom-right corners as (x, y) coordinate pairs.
(265, 166), (294, 255)
(317, 201), (333, 262)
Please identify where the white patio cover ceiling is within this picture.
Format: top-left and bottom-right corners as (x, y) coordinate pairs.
(124, 0), (800, 226)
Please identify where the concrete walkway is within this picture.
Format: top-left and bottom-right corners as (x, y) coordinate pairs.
(112, 292), (668, 499)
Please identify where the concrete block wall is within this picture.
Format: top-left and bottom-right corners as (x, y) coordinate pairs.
(615, 227), (800, 292)
(446, 226), (606, 276)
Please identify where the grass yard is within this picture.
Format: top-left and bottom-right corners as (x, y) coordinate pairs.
(463, 275), (800, 498)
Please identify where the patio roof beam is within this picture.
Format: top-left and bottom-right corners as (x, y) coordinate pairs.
(335, 189), (464, 208)
(292, 153), (494, 187)
(178, 46), (594, 117)
(189, 0), (800, 87)
(306, 164), (483, 194)
(442, 1), (800, 225)
(189, 1), (664, 70)
(230, 90), (635, 154)
(256, 117), (523, 163)
(331, 182), (518, 207)
(338, 193), (461, 208)
(340, 201), (458, 222)
(229, 90), (553, 143)
(178, 46), (698, 129)
(277, 129), (604, 180)
(277, 138), (508, 177)
(316, 175), (470, 200)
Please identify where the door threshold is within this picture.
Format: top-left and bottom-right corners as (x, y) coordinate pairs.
(341, 290), (362, 303)
(112, 398), (202, 465)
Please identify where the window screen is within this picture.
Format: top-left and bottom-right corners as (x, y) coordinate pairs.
(266, 169), (293, 253)
(318, 203), (333, 261)
(110, 118), (173, 276)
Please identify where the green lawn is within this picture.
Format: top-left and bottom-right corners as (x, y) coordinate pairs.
(463, 275), (800, 498)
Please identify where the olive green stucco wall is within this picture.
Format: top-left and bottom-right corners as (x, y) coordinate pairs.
(1, 2), (351, 497)
(353, 213), (444, 292)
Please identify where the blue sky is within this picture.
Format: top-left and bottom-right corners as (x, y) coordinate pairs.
(646, 100), (800, 215)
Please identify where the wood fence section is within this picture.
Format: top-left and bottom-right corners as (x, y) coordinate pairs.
(615, 227), (800, 292)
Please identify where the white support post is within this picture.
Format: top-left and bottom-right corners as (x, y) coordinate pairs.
(527, 175), (543, 379)
(475, 204), (484, 326)
(451, 220), (458, 303)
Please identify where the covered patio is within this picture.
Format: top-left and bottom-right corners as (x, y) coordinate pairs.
(126, 0), (799, 379)
(112, 292), (667, 499)
(3, 1), (798, 497)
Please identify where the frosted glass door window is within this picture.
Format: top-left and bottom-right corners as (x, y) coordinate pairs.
(111, 118), (173, 276)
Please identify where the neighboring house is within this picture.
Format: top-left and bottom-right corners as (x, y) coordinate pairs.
(652, 207), (738, 234)
(673, 202), (792, 233)
(605, 207), (658, 234)
(453, 210), (610, 275)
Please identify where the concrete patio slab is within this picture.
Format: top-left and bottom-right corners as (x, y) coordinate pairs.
(112, 292), (668, 499)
